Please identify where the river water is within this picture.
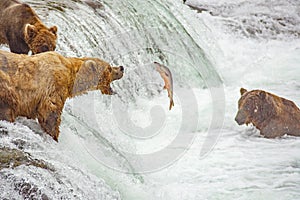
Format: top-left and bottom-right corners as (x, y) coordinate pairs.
(0, 0), (299, 199)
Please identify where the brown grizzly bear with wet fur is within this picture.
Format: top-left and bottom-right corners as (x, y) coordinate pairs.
(0, 70), (19, 122)
(0, 50), (124, 141)
(0, 0), (57, 54)
(235, 88), (300, 138)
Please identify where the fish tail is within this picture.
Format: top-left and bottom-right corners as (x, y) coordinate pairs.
(169, 99), (174, 110)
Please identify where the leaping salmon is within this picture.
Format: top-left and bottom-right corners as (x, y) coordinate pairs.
(154, 62), (174, 110)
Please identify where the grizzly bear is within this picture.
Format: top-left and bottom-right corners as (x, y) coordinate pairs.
(0, 70), (19, 122)
(235, 88), (300, 138)
(0, 0), (57, 54)
(0, 50), (124, 141)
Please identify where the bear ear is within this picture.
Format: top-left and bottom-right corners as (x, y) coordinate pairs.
(240, 88), (247, 95)
(49, 26), (57, 35)
(259, 91), (266, 100)
(25, 24), (37, 40)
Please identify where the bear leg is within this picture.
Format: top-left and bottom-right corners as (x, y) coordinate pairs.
(38, 110), (62, 142)
(0, 82), (18, 123)
(0, 106), (15, 122)
(0, 35), (8, 45)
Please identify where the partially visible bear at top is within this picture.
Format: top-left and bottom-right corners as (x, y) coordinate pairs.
(0, 0), (58, 54)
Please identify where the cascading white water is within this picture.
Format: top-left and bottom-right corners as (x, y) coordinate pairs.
(0, 0), (299, 199)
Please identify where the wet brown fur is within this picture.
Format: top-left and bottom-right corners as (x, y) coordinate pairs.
(235, 88), (300, 138)
(0, 50), (124, 141)
(0, 0), (57, 54)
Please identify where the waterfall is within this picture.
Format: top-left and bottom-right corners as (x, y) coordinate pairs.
(1, 0), (299, 199)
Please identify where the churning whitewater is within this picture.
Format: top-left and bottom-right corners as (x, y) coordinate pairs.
(0, 0), (299, 199)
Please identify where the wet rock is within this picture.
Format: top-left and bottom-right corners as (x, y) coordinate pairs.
(14, 179), (50, 200)
(184, 1), (300, 39)
(186, 4), (209, 13)
(0, 147), (54, 171)
(0, 148), (54, 198)
(11, 139), (27, 150)
(0, 126), (8, 137)
(84, 0), (104, 10)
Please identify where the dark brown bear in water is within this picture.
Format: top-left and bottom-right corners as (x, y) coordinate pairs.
(235, 88), (300, 138)
(0, 50), (124, 141)
(0, 0), (57, 54)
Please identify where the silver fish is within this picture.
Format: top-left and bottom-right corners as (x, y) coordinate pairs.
(154, 62), (174, 110)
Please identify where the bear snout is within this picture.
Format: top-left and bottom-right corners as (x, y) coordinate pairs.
(111, 66), (124, 81)
(235, 111), (246, 125)
(40, 45), (49, 53)
(35, 45), (51, 54)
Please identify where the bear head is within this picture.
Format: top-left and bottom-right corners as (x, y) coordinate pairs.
(24, 24), (57, 54)
(96, 62), (124, 94)
(111, 65), (124, 81)
(235, 88), (277, 128)
(72, 59), (124, 96)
